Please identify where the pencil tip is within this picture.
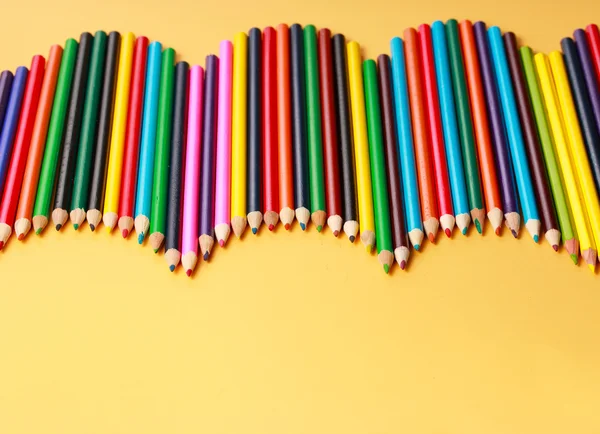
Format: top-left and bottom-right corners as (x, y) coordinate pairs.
(203, 252), (209, 261)
(495, 227), (501, 236)
(219, 239), (224, 247)
(268, 224), (274, 231)
(55, 224), (61, 231)
(474, 220), (482, 234)
(571, 254), (579, 265)
(414, 244), (420, 251)
(35, 228), (42, 235)
(186, 269), (192, 277)
(153, 249), (158, 254)
(251, 227), (257, 235)
(444, 228), (451, 238)
(73, 224), (79, 231)
(461, 228), (467, 235)
(333, 230), (339, 237)
(400, 260), (406, 270)
(552, 244), (558, 252)
(349, 235), (355, 243)
(17, 234), (24, 241)
(511, 229), (517, 238)
(89, 224), (95, 232)
(137, 233), (144, 244)
(427, 233), (435, 243)
(122, 229), (128, 238)
(0, 241), (4, 250)
(284, 223), (290, 230)
(300, 223), (306, 231)
(317, 225), (322, 232)
(533, 234), (539, 243)
(383, 264), (389, 274)
(169, 265), (175, 272)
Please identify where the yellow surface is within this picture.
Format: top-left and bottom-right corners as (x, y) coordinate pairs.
(1, 0), (600, 433)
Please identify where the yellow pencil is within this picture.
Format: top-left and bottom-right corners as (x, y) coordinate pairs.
(102, 32), (135, 232)
(346, 41), (375, 252)
(547, 52), (599, 271)
(231, 32), (247, 239)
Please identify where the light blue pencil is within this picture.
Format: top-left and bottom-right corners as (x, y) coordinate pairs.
(488, 26), (540, 241)
(390, 37), (424, 250)
(134, 41), (163, 244)
(431, 21), (471, 235)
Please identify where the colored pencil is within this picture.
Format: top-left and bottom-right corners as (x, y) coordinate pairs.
(181, 65), (203, 277)
(276, 24), (295, 231)
(290, 24), (310, 231)
(0, 57), (44, 249)
(488, 27), (541, 241)
(347, 41), (375, 251)
(404, 28), (439, 243)
(69, 32), (107, 230)
(215, 40), (233, 246)
(148, 48), (175, 251)
(562, 38), (600, 199)
(575, 30), (600, 152)
(522, 47), (576, 257)
(446, 21), (486, 232)
(230, 32), (248, 238)
(33, 45), (77, 235)
(133, 41), (162, 242)
(318, 28), (343, 236)
(15, 46), (62, 240)
(262, 27), (279, 232)
(165, 61), (189, 271)
(102, 32), (135, 232)
(504, 32), (559, 248)
(363, 59), (393, 272)
(550, 50), (600, 269)
(199, 54), (218, 261)
(537, 53), (593, 266)
(304, 25), (326, 232)
(378, 54), (410, 269)
(586, 25), (600, 86)
(0, 72), (13, 134)
(52, 32), (93, 231)
(86, 32), (120, 231)
(332, 34), (358, 242)
(473, 22), (520, 237)
(0, 68), (28, 202)
(390, 37), (424, 249)
(116, 36), (150, 238)
(117, 36), (149, 238)
(459, 21), (504, 234)
(418, 24), (455, 237)
(431, 21), (471, 235)
(247, 27), (263, 234)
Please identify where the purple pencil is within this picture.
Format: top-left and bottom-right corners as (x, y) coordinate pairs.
(0, 72), (14, 137)
(574, 29), (600, 143)
(182, 65), (204, 277)
(473, 21), (521, 236)
(199, 55), (219, 261)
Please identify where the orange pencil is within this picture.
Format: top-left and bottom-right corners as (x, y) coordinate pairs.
(14, 45), (63, 240)
(403, 28), (439, 242)
(459, 20), (503, 234)
(277, 24), (294, 229)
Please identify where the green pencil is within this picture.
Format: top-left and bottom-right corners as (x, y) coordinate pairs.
(520, 46), (576, 262)
(445, 19), (485, 232)
(148, 48), (175, 252)
(363, 59), (393, 274)
(303, 25), (326, 231)
(32, 38), (78, 235)
(70, 31), (107, 230)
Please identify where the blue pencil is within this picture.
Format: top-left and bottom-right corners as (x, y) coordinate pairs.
(134, 41), (163, 243)
(488, 26), (540, 241)
(431, 21), (471, 235)
(390, 37), (423, 250)
(0, 67), (28, 198)
(0, 72), (14, 139)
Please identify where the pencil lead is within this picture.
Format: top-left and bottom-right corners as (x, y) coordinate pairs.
(186, 269), (192, 277)
(333, 230), (339, 237)
(153, 248), (158, 254)
(349, 235), (355, 243)
(137, 233), (144, 244)
(533, 234), (539, 243)
(73, 224), (79, 231)
(428, 232), (435, 243)
(552, 244), (558, 252)
(474, 219), (482, 234)
(219, 239), (224, 247)
(495, 227), (501, 236)
(570, 254), (578, 265)
(414, 244), (420, 251)
(268, 224), (274, 231)
(35, 228), (42, 235)
(400, 260), (406, 270)
(55, 224), (62, 231)
(284, 223), (290, 230)
(89, 224), (95, 232)
(461, 227), (467, 235)
(444, 228), (451, 238)
(383, 264), (389, 274)
(169, 265), (175, 272)
(316, 225), (322, 232)
(122, 229), (129, 238)
(203, 252), (209, 261)
(511, 229), (517, 238)
(0, 241), (4, 250)
(300, 223), (306, 231)
(17, 234), (24, 241)
(252, 227), (257, 235)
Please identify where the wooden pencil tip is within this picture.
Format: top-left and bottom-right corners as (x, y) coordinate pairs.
(511, 229), (517, 238)
(169, 265), (176, 272)
(186, 269), (192, 277)
(444, 228), (452, 238)
(414, 244), (420, 251)
(552, 244), (558, 252)
(383, 264), (389, 274)
(284, 223), (290, 230)
(428, 232), (435, 243)
(474, 219), (482, 234)
(138, 233), (144, 244)
(317, 225), (322, 232)
(203, 251), (209, 261)
(400, 260), (406, 270)
(268, 224), (274, 231)
(17, 234), (24, 241)
(533, 235), (539, 243)
(333, 230), (339, 237)
(89, 224), (95, 232)
(252, 227), (258, 235)
(55, 224), (62, 231)
(219, 239), (224, 247)
(300, 223), (306, 231)
(122, 229), (129, 238)
(495, 227), (501, 236)
(349, 235), (355, 243)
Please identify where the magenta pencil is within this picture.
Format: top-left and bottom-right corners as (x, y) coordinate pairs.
(214, 40), (233, 247)
(181, 65), (204, 277)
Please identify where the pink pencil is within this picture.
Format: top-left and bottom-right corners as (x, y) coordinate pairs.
(214, 40), (233, 247)
(181, 65), (204, 277)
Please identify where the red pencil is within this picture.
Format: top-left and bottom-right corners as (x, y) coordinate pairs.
(117, 36), (148, 238)
(418, 24), (454, 237)
(263, 26), (279, 231)
(0, 55), (45, 249)
(586, 24), (600, 85)
(318, 28), (343, 237)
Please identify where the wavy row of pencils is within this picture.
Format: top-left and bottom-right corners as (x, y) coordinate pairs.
(0, 20), (599, 276)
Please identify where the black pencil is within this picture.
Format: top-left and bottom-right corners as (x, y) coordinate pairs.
(86, 31), (120, 231)
(332, 33), (358, 241)
(165, 61), (189, 272)
(290, 24), (310, 230)
(247, 27), (263, 234)
(52, 32), (93, 231)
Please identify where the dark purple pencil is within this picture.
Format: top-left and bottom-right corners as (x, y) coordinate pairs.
(0, 71), (14, 137)
(574, 30), (600, 150)
(473, 22), (519, 235)
(199, 54), (219, 261)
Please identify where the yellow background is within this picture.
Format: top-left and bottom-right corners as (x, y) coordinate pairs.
(1, 0), (599, 432)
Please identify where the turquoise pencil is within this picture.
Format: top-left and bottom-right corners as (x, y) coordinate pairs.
(431, 21), (471, 235)
(134, 41), (163, 243)
(390, 37), (424, 250)
(488, 27), (540, 241)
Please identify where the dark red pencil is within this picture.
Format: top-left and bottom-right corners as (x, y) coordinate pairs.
(117, 36), (148, 238)
(318, 28), (343, 237)
(262, 26), (279, 231)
